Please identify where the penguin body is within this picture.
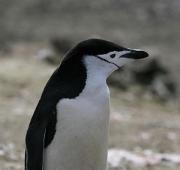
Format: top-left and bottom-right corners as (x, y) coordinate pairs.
(44, 56), (112, 170)
(25, 39), (148, 170)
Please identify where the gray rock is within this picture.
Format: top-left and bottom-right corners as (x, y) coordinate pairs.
(108, 58), (176, 101)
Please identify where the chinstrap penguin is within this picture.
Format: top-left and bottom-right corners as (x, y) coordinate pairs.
(25, 38), (149, 170)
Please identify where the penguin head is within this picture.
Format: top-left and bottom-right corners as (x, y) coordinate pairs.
(61, 39), (149, 77)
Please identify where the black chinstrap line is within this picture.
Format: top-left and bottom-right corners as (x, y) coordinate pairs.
(95, 55), (120, 69)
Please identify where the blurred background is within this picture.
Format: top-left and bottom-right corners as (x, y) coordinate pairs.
(0, 0), (180, 170)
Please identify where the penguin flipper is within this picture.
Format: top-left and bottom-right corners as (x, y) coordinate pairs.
(25, 121), (47, 170)
(25, 68), (62, 170)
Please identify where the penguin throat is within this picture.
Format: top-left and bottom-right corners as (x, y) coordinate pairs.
(95, 55), (120, 69)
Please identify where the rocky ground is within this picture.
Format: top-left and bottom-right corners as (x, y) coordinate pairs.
(0, 43), (180, 170)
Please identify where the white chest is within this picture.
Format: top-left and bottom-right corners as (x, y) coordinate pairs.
(56, 82), (110, 134)
(44, 84), (110, 170)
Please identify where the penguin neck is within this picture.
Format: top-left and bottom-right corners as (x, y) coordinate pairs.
(83, 55), (117, 94)
(84, 55), (117, 77)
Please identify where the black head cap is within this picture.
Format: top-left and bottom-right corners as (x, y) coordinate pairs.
(62, 39), (127, 62)
(62, 38), (149, 64)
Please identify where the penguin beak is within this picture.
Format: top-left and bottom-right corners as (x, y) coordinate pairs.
(121, 49), (149, 59)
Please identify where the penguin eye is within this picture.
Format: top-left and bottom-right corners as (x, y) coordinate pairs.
(110, 54), (116, 58)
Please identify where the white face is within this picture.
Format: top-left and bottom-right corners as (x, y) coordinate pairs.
(84, 49), (148, 79)
(96, 51), (134, 69)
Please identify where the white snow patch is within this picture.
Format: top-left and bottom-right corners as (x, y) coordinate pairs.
(108, 148), (180, 168)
